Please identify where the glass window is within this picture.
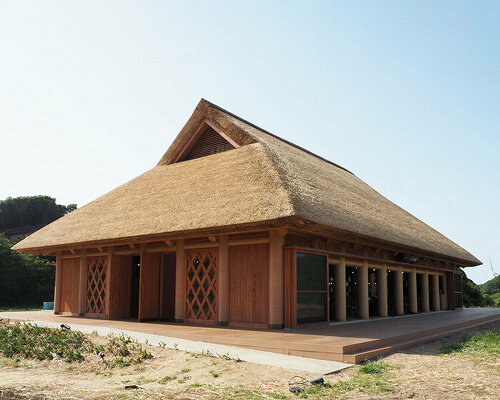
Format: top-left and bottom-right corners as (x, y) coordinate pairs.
(297, 292), (327, 324)
(453, 274), (462, 292)
(296, 252), (327, 324)
(297, 253), (326, 291)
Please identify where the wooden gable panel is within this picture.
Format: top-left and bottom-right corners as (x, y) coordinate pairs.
(182, 125), (235, 161)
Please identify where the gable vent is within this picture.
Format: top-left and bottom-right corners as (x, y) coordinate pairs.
(180, 124), (236, 162)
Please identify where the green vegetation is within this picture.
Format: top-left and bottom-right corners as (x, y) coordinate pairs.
(440, 330), (500, 361)
(462, 271), (498, 308)
(0, 196), (76, 233)
(0, 196), (77, 309)
(480, 274), (500, 296)
(479, 275), (500, 307)
(0, 321), (153, 367)
(0, 235), (55, 308)
(292, 361), (395, 399)
(0, 320), (88, 362)
(158, 375), (176, 384)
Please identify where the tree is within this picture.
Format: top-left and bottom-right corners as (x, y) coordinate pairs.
(480, 275), (500, 296)
(462, 270), (494, 307)
(0, 196), (76, 231)
(0, 235), (55, 307)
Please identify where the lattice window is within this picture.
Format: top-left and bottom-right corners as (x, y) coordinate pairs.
(185, 249), (217, 321)
(86, 256), (108, 315)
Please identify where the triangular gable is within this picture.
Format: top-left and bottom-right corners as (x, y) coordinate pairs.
(173, 120), (239, 163)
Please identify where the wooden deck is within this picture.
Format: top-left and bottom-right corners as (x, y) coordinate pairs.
(1, 308), (499, 363)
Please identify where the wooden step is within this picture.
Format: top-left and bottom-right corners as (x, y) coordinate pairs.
(343, 314), (500, 364)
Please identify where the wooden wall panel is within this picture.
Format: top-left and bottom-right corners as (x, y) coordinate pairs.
(139, 252), (161, 321)
(161, 254), (176, 321)
(229, 244), (269, 324)
(60, 258), (79, 314)
(108, 255), (133, 320)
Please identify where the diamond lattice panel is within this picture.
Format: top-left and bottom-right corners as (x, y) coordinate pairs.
(86, 256), (108, 315)
(185, 249), (217, 321)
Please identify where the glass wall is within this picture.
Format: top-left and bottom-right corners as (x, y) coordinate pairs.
(296, 252), (327, 324)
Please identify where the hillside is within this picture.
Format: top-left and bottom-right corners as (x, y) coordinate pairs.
(480, 275), (500, 296)
(0, 196), (77, 308)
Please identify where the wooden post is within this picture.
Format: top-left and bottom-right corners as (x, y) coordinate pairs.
(78, 250), (87, 316)
(442, 275), (448, 310)
(377, 264), (388, 317)
(432, 274), (440, 311)
(334, 258), (347, 321)
(54, 252), (63, 314)
(358, 261), (369, 319)
(218, 235), (229, 326)
(446, 272), (455, 310)
(105, 253), (112, 319)
(421, 272), (430, 312)
(269, 230), (285, 328)
(174, 240), (185, 322)
(395, 267), (404, 316)
(409, 268), (418, 314)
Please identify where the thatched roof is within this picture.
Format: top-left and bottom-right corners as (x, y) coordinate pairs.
(13, 100), (480, 265)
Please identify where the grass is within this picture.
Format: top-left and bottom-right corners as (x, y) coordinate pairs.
(290, 360), (395, 399)
(0, 307), (41, 312)
(439, 331), (500, 361)
(158, 376), (175, 384)
(0, 320), (153, 367)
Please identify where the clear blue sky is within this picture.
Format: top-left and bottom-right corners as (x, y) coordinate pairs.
(1, 1), (498, 283)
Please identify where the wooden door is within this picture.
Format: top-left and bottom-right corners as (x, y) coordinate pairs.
(185, 248), (217, 322)
(229, 244), (269, 324)
(61, 258), (79, 314)
(138, 253), (161, 321)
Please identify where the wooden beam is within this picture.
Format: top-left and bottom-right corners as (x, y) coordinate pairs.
(208, 235), (217, 243)
(276, 228), (288, 237)
(70, 249), (76, 255)
(228, 237), (269, 246)
(164, 239), (173, 247)
(146, 246), (176, 253)
(128, 243), (135, 249)
(184, 241), (218, 250)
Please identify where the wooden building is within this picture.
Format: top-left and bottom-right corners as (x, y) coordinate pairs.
(13, 100), (480, 329)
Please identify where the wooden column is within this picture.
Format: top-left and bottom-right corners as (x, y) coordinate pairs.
(218, 236), (229, 326)
(334, 258), (347, 321)
(409, 268), (418, 314)
(421, 272), (430, 312)
(78, 250), (87, 316)
(105, 252), (113, 319)
(395, 267), (404, 316)
(54, 252), (63, 314)
(174, 239), (185, 322)
(432, 274), (440, 311)
(269, 230), (285, 328)
(377, 264), (388, 317)
(358, 261), (369, 319)
(442, 275), (448, 310)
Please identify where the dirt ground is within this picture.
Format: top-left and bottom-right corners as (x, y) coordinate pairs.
(0, 320), (498, 400)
